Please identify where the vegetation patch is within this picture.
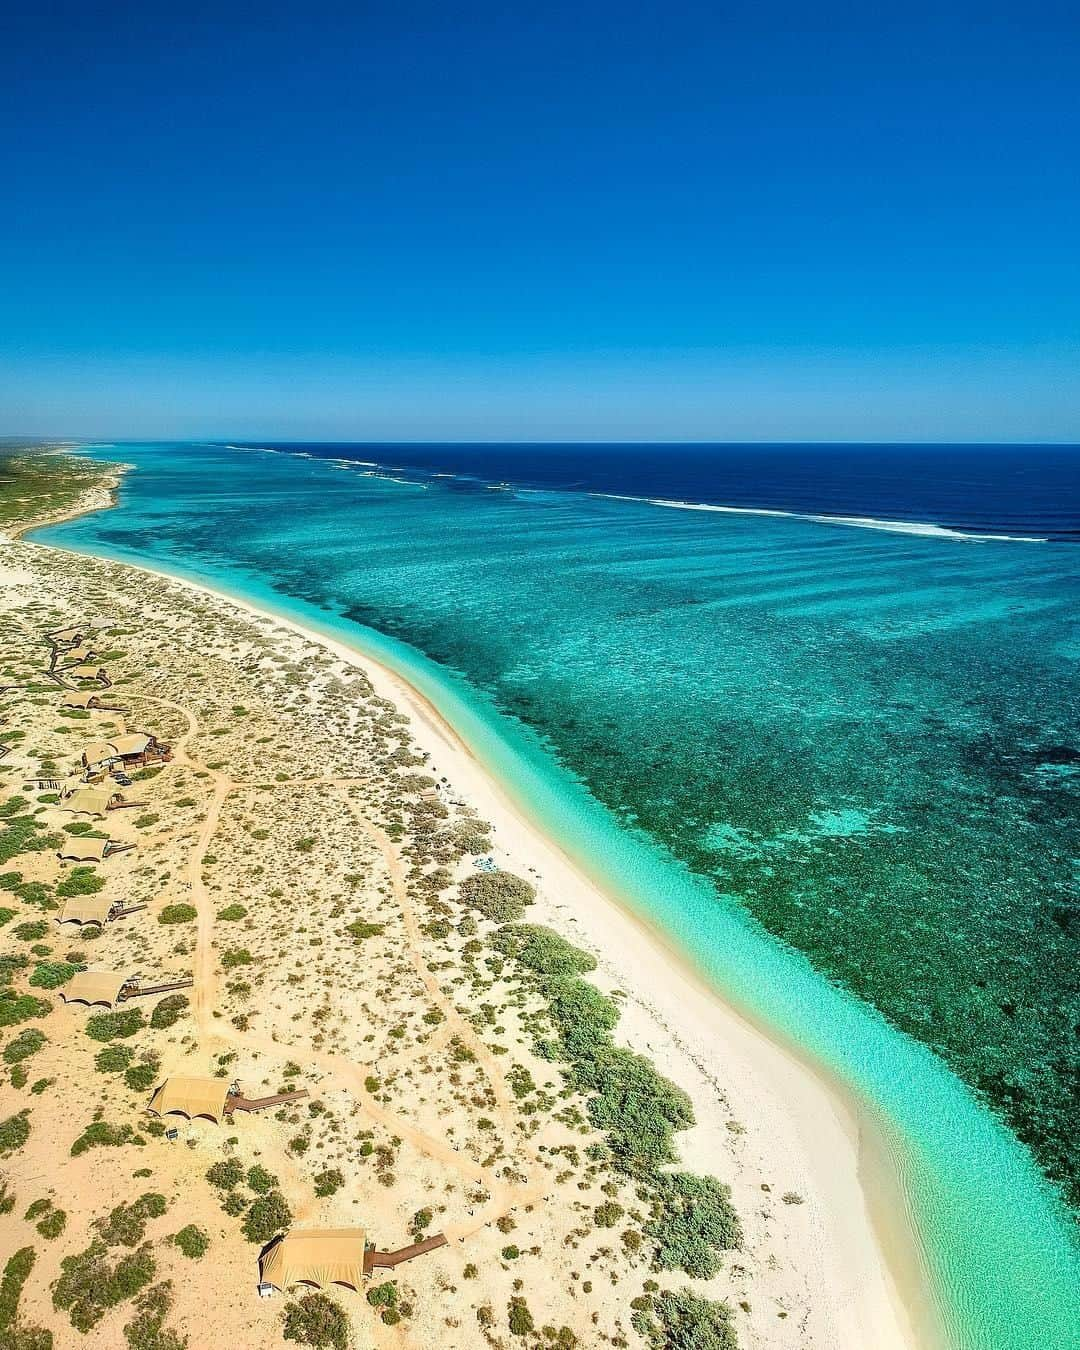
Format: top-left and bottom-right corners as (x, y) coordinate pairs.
(85, 1009), (144, 1042)
(282, 1292), (349, 1349)
(157, 905), (197, 926)
(53, 1240), (156, 1332)
(149, 995), (188, 1030)
(458, 870), (535, 923)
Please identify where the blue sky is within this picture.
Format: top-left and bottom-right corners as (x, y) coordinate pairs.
(2, 0), (1078, 441)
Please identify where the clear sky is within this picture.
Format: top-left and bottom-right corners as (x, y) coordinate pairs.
(2, 0), (1078, 441)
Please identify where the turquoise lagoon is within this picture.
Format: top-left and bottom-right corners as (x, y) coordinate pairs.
(34, 442), (1080, 1349)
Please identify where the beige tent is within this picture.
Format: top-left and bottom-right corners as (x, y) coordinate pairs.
(60, 787), (121, 817)
(57, 836), (110, 862)
(64, 646), (97, 663)
(50, 626), (84, 643)
(260, 1230), (368, 1292)
(71, 665), (108, 681)
(61, 970), (129, 1007)
(61, 691), (97, 709)
(111, 732), (152, 756)
(82, 741), (118, 768)
(57, 897), (112, 926)
(146, 1077), (231, 1123)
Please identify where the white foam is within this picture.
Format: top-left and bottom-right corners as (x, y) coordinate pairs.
(592, 495), (1046, 542)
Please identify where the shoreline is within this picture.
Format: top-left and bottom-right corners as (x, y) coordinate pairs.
(17, 469), (930, 1348)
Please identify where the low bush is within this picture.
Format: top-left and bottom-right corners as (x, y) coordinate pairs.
(157, 905), (196, 926)
(29, 961), (77, 989)
(282, 1292), (349, 1349)
(55, 868), (104, 899)
(246, 1165), (276, 1194)
(172, 1225), (209, 1260)
(219, 948), (251, 969)
(70, 1121), (141, 1157)
(124, 1058), (159, 1093)
(149, 995), (188, 1030)
(3, 1030), (46, 1064)
(96, 1193), (167, 1247)
(0, 1246), (34, 1330)
(217, 904), (247, 921)
(492, 924), (597, 980)
(52, 1240), (155, 1332)
(0, 989), (49, 1029)
(631, 1289), (737, 1350)
(85, 1009), (144, 1042)
(95, 1044), (134, 1073)
(458, 871), (535, 923)
(205, 1159), (244, 1190)
(0, 1111), (30, 1157)
(345, 919), (384, 941)
(242, 1191), (292, 1244)
(644, 1173), (742, 1278)
(313, 1168), (343, 1198)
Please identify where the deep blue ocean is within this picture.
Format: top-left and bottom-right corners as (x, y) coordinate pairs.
(35, 441), (1080, 1350)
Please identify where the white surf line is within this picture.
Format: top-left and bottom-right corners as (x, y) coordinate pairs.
(592, 494), (1048, 542)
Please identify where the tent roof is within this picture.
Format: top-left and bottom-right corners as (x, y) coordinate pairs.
(51, 626), (83, 642)
(61, 787), (118, 816)
(260, 1230), (368, 1291)
(147, 1077), (231, 1123)
(61, 691), (96, 709)
(58, 836), (109, 862)
(57, 897), (112, 925)
(82, 741), (117, 766)
(71, 665), (106, 678)
(66, 646), (95, 661)
(61, 970), (128, 1007)
(111, 732), (151, 755)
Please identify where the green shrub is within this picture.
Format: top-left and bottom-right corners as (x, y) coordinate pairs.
(0, 1246), (35, 1330)
(246, 1165), (276, 1194)
(55, 868), (104, 899)
(85, 1009), (144, 1042)
(593, 1200), (625, 1228)
(313, 1168), (343, 1198)
(122, 1279), (184, 1350)
(282, 1292), (349, 1349)
(95, 1044), (134, 1073)
(219, 948), (251, 969)
(3, 1030), (46, 1064)
(205, 1160), (245, 1190)
(172, 1225), (209, 1260)
(37, 1207), (67, 1240)
(96, 1193), (167, 1247)
(493, 924), (597, 979)
(149, 995), (188, 1030)
(29, 961), (76, 989)
(644, 1173), (742, 1278)
(11, 923), (47, 943)
(631, 1289), (737, 1350)
(0, 1111), (30, 1157)
(458, 871), (535, 923)
(242, 1191), (292, 1244)
(0, 989), (49, 1028)
(70, 1121), (141, 1156)
(345, 919), (384, 941)
(52, 1240), (155, 1332)
(217, 904), (247, 921)
(157, 905), (196, 926)
(508, 1297), (535, 1336)
(124, 1059), (160, 1093)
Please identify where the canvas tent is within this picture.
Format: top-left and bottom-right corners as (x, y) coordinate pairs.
(71, 665), (108, 681)
(57, 836), (110, 862)
(110, 732), (152, 757)
(260, 1230), (369, 1292)
(57, 897), (112, 926)
(146, 1077), (231, 1123)
(60, 787), (121, 816)
(50, 626), (84, 644)
(61, 691), (98, 709)
(63, 646), (97, 664)
(82, 740), (119, 769)
(61, 970), (129, 1007)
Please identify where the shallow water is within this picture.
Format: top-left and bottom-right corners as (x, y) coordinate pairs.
(35, 442), (1080, 1350)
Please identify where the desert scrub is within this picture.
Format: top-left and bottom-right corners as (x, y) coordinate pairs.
(70, 1120), (143, 1156)
(492, 924), (597, 979)
(95, 1044), (134, 1073)
(172, 1225), (209, 1259)
(0, 1111), (30, 1157)
(217, 904), (247, 921)
(220, 948), (252, 969)
(53, 1240), (156, 1332)
(206, 1159), (245, 1190)
(345, 918), (385, 941)
(149, 994), (188, 1030)
(85, 1009), (144, 1042)
(157, 905), (197, 925)
(124, 1056), (160, 1092)
(631, 1288), (737, 1350)
(458, 870), (535, 922)
(0, 989), (49, 1029)
(282, 1292), (349, 1349)
(96, 1193), (167, 1247)
(0, 1245), (35, 1331)
(55, 867), (104, 898)
(313, 1168), (344, 1197)
(242, 1191), (293, 1244)
(29, 959), (77, 988)
(3, 1029), (46, 1064)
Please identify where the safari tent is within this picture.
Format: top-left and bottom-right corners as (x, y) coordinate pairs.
(56, 897), (113, 926)
(259, 1230), (369, 1292)
(57, 836), (133, 863)
(59, 787), (125, 817)
(61, 691), (126, 711)
(60, 970), (129, 1008)
(146, 1077), (231, 1124)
